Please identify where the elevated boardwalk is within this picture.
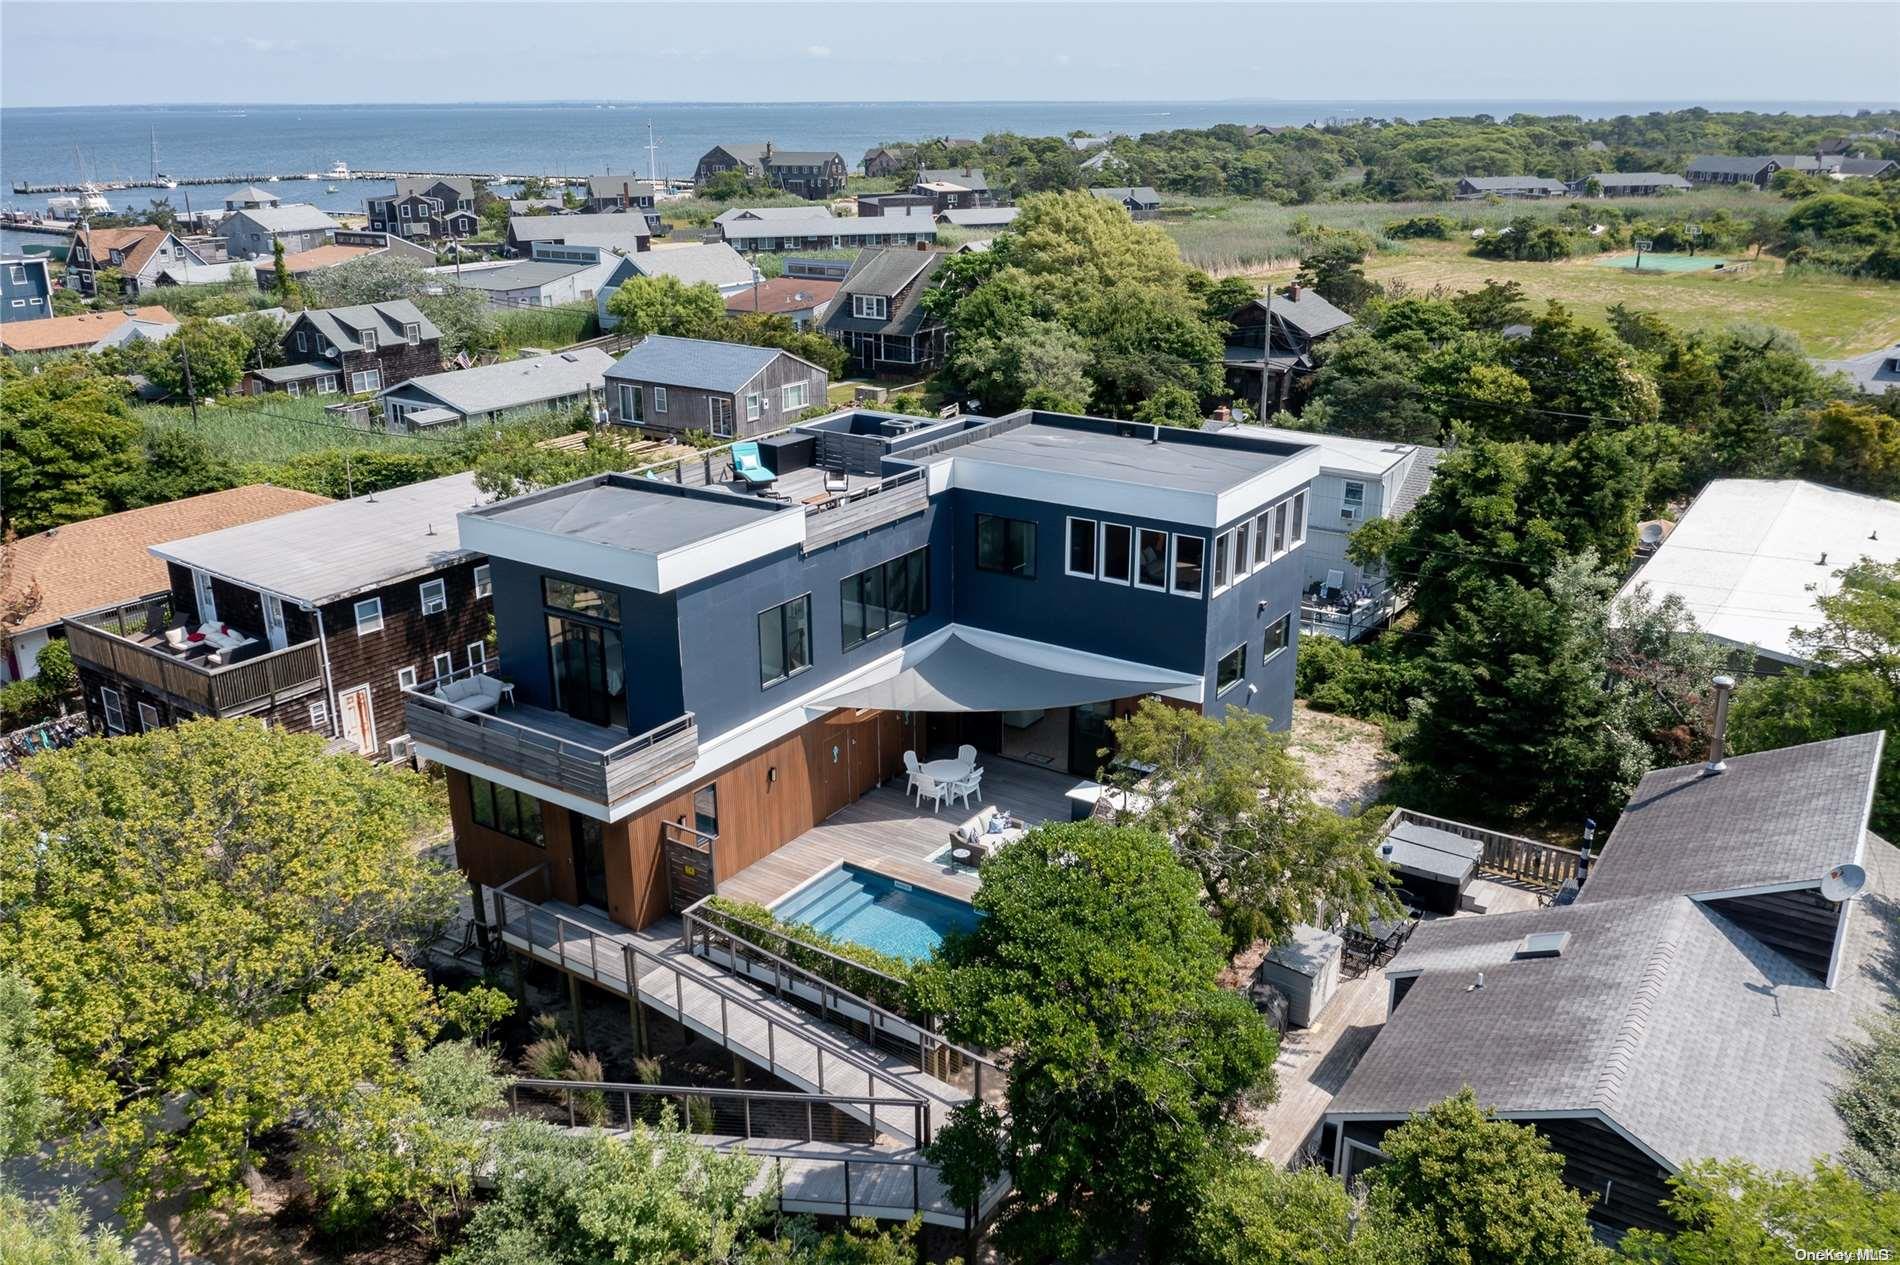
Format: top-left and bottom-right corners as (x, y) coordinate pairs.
(487, 894), (971, 1144)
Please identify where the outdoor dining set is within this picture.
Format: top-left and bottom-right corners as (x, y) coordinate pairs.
(904, 746), (985, 812)
(1340, 913), (1421, 977)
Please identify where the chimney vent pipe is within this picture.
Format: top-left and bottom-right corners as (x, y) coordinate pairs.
(1705, 675), (1736, 774)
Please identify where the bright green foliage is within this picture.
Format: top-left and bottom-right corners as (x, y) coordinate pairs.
(147, 316), (250, 401)
(32, 640), (77, 696)
(912, 819), (1277, 1263)
(724, 311), (848, 378)
(0, 719), (459, 1218)
(1802, 399), (1900, 496)
(1619, 1160), (1900, 1264)
(0, 1190), (133, 1265)
(1834, 1008), (1900, 1192)
(270, 237), (290, 295)
(1131, 381), (1204, 427)
(1296, 228), (1381, 312)
(1180, 1160), (1432, 1265)
(1398, 554), (1654, 822)
(1727, 560), (1900, 836)
(300, 254), (496, 356)
(443, 1116), (771, 1265)
(1108, 700), (1398, 951)
(0, 971), (56, 1157)
(605, 273), (728, 338)
(933, 191), (1225, 417)
(1494, 303), (1659, 440)
(301, 1039), (506, 1241)
(1295, 630), (1422, 721)
(439, 984), (516, 1046)
(471, 421), (647, 498)
(0, 359), (143, 535)
(1373, 1089), (1607, 1265)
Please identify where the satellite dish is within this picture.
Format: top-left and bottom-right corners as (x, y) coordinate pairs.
(1821, 862), (1868, 903)
(1639, 522), (1666, 546)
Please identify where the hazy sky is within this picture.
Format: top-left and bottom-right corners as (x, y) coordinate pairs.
(3, 1), (1896, 108)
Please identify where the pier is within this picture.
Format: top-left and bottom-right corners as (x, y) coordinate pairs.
(12, 171), (689, 196)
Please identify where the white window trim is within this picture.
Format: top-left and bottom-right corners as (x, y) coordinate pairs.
(1232, 521), (1252, 579)
(101, 687), (126, 735)
(1290, 491), (1308, 548)
(354, 597), (384, 635)
(137, 701), (161, 732)
(1064, 516), (1098, 580)
(1170, 533), (1206, 599)
(467, 640), (488, 669)
(1134, 527), (1170, 593)
(432, 652), (454, 680)
(360, 329), (379, 353)
(781, 380), (808, 411)
(653, 386), (668, 414)
(419, 578), (448, 615)
(1098, 521), (1133, 586)
(296, 329), (308, 352)
(308, 700), (330, 729)
(745, 391), (763, 421)
(396, 666), (418, 690)
(404, 322), (421, 345)
(473, 564), (492, 598)
(1211, 530), (1233, 594)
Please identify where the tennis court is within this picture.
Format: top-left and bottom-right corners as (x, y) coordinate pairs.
(1593, 252), (1734, 273)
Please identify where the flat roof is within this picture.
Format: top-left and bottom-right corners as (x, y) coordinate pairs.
(479, 480), (779, 554)
(152, 472), (487, 605)
(1223, 423), (1424, 477)
(1615, 479), (1900, 663)
(947, 422), (1294, 495)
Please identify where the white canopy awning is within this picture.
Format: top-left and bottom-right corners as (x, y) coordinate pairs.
(816, 631), (1196, 714)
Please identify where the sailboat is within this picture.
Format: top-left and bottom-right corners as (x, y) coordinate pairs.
(150, 129), (176, 189)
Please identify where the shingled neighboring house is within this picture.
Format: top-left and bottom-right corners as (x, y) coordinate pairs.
(1088, 185), (1163, 219)
(365, 176), (481, 240)
(861, 146), (913, 178)
(1569, 172), (1694, 197)
(694, 144), (849, 199)
(911, 167), (992, 213)
(820, 248), (948, 376)
(583, 175), (664, 228)
(1454, 175), (1570, 199)
(505, 212), (650, 257)
(1324, 730), (1898, 1238)
(245, 300), (442, 397)
(596, 242), (759, 331)
(1817, 342), (1900, 396)
(64, 225), (209, 296)
(378, 347), (615, 430)
(218, 203), (341, 259)
(1222, 282), (1355, 411)
(603, 334), (828, 439)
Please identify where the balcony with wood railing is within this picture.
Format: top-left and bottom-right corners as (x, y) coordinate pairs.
(1374, 806), (1584, 890)
(63, 595), (324, 718)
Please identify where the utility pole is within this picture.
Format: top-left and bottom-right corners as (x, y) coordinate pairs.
(1258, 281), (1273, 424)
(180, 331), (199, 425)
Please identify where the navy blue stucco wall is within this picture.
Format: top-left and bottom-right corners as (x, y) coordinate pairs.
(1202, 514), (1305, 727)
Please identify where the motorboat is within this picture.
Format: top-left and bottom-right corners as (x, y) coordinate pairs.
(328, 161), (351, 180)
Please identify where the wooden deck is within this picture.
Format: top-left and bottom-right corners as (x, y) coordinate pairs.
(717, 757), (1086, 908)
(1252, 875), (1544, 1165)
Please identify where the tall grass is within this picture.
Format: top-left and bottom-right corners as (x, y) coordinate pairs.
(134, 393), (585, 466)
(1164, 189), (1784, 274)
(494, 301), (598, 351)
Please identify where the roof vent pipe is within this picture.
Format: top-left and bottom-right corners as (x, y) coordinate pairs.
(1705, 674), (1736, 775)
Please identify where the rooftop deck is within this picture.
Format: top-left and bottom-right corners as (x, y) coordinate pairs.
(64, 596), (323, 717)
(718, 756), (1085, 908)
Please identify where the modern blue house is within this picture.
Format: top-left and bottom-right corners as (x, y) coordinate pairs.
(1, 255), (54, 323)
(410, 408), (1319, 934)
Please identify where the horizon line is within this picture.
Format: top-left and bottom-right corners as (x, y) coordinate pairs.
(7, 96), (1898, 112)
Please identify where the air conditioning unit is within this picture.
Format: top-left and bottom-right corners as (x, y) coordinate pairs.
(1340, 507), (1357, 521)
(387, 735), (414, 764)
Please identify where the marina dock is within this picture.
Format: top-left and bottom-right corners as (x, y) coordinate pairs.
(12, 171), (686, 195)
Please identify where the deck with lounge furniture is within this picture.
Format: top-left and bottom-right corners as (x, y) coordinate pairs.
(718, 757), (1082, 908)
(63, 596), (324, 717)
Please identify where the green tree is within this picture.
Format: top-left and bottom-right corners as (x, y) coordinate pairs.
(605, 274), (728, 338)
(911, 819), (1277, 1262)
(1304, 331), (1447, 444)
(0, 719), (459, 1219)
(1494, 302), (1660, 442)
(143, 198), (177, 232)
(1131, 381), (1204, 427)
(1801, 399), (1900, 496)
(1618, 1160), (1900, 1264)
(0, 970), (56, 1157)
(1373, 1089), (1607, 1265)
(1108, 700), (1398, 951)
(31, 640), (78, 699)
(0, 359), (143, 535)
(1834, 1008), (1900, 1191)
(270, 236), (291, 296)
(1180, 1160), (1431, 1265)
(0, 1190), (133, 1265)
(1295, 228), (1381, 313)
(147, 316), (250, 401)
(724, 310), (848, 378)
(301, 254), (493, 356)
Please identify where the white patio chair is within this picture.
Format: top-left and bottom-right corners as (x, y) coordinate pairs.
(903, 751), (923, 797)
(913, 774), (948, 814)
(949, 766), (984, 810)
(956, 744), (978, 770)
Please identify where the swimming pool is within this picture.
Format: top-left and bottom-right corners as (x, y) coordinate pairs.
(771, 864), (982, 963)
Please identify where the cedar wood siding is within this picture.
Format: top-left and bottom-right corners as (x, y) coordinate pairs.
(610, 354), (827, 441)
(1339, 1115), (1676, 1237)
(449, 707), (917, 931)
(279, 315), (443, 391)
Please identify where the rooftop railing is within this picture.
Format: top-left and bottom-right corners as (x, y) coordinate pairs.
(64, 595), (323, 717)
(1375, 806), (1584, 890)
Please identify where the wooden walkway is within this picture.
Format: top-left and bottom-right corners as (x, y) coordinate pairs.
(718, 758), (1083, 908)
(491, 897), (970, 1143)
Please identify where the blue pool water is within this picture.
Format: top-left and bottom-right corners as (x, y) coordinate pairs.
(772, 864), (982, 963)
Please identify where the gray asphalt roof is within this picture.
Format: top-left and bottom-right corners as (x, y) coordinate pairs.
(605, 334), (788, 393)
(1243, 288), (1355, 340)
(1585, 732), (1884, 901)
(1329, 732), (1894, 1176)
(480, 479), (780, 553)
(509, 213), (651, 241)
(230, 204), (341, 233)
(381, 348), (613, 417)
(823, 249), (944, 337)
(1459, 175), (1569, 191)
(949, 423), (1291, 493)
(447, 260), (592, 292)
(1388, 446), (1444, 516)
(1817, 344), (1900, 395)
(391, 175), (475, 199)
(1089, 186), (1162, 204)
(298, 300), (441, 354)
(919, 168), (989, 192)
(1583, 172), (1693, 188)
(938, 207), (1019, 227)
(1688, 155), (1779, 176)
(150, 472), (487, 604)
(629, 243), (756, 289)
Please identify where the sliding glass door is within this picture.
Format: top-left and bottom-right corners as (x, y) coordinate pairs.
(547, 615), (625, 729)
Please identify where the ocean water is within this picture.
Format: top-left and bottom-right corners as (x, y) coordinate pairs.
(1, 97), (1876, 219)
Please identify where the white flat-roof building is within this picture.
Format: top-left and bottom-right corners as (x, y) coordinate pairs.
(1616, 479), (1900, 666)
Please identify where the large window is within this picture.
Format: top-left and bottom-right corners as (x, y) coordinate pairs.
(709, 397), (735, 438)
(975, 514), (1036, 578)
(1290, 492), (1307, 547)
(473, 564), (492, 598)
(759, 594), (813, 687)
(1216, 644), (1247, 694)
(852, 294), (889, 320)
(1100, 522), (1133, 584)
(1136, 528), (1170, 591)
(782, 380), (808, 411)
(1172, 535), (1206, 597)
(1342, 481), (1366, 521)
(1272, 503), (1288, 556)
(1212, 532), (1231, 591)
(693, 783), (719, 837)
(543, 578), (620, 623)
(419, 578), (448, 615)
(470, 775), (545, 847)
(354, 597), (384, 635)
(1264, 614), (1292, 662)
(1233, 520), (1252, 579)
(842, 549), (928, 649)
(1065, 518), (1098, 579)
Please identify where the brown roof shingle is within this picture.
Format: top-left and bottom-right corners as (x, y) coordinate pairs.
(78, 226), (170, 277)
(0, 306), (177, 353)
(0, 485), (333, 633)
(724, 277), (840, 316)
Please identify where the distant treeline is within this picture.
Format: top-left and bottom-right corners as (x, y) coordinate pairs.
(874, 108), (1900, 203)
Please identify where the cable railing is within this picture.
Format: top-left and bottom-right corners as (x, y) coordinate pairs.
(680, 897), (1007, 1108)
(487, 886), (932, 1140)
(505, 1077), (924, 1148)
